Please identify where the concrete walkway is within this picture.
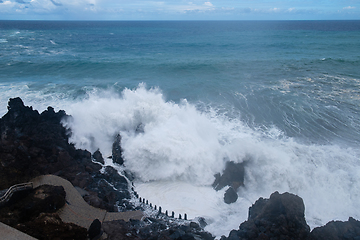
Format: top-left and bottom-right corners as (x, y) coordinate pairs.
(0, 222), (37, 240)
(31, 175), (144, 229)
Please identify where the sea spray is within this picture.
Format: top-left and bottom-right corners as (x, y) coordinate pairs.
(59, 84), (360, 238)
(1, 20), (360, 239)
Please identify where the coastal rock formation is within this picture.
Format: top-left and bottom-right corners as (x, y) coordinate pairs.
(0, 97), (131, 212)
(112, 133), (124, 165)
(85, 166), (132, 211)
(0, 97), (98, 188)
(102, 218), (214, 240)
(308, 217), (360, 240)
(224, 187), (238, 204)
(220, 191), (360, 240)
(2, 98), (360, 240)
(212, 161), (246, 204)
(221, 191), (310, 240)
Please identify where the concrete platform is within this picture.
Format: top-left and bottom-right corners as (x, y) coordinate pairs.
(31, 175), (143, 228)
(0, 222), (37, 240)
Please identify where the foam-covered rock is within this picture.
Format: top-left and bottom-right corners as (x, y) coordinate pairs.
(212, 161), (245, 204)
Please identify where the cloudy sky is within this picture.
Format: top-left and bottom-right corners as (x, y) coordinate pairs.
(0, 0), (359, 20)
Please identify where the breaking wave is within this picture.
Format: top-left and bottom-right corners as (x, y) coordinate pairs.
(61, 84), (360, 238)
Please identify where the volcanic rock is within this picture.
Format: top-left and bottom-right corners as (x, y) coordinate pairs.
(88, 219), (103, 240)
(84, 165), (131, 211)
(112, 133), (124, 165)
(16, 213), (88, 240)
(221, 191), (310, 240)
(102, 218), (214, 240)
(0, 97), (98, 188)
(0, 97), (132, 212)
(224, 187), (238, 204)
(212, 161), (245, 204)
(212, 161), (245, 191)
(93, 149), (105, 165)
(308, 217), (360, 240)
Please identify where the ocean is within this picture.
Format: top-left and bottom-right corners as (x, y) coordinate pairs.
(1, 20), (360, 238)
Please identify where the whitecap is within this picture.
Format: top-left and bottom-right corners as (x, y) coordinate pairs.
(45, 84), (360, 238)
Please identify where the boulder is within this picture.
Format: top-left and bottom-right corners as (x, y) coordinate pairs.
(309, 217), (360, 240)
(92, 149), (105, 164)
(224, 187), (238, 204)
(221, 191), (310, 240)
(112, 133), (124, 165)
(88, 219), (103, 240)
(212, 161), (246, 204)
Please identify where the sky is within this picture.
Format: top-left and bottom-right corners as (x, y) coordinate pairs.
(0, 0), (359, 21)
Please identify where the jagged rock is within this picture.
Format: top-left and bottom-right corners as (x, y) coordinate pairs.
(102, 218), (214, 240)
(112, 133), (124, 165)
(224, 187), (238, 204)
(0, 97), (97, 188)
(221, 191), (310, 240)
(4, 98), (359, 240)
(309, 217), (360, 240)
(16, 213), (87, 240)
(212, 161), (245, 204)
(0, 98), (130, 212)
(84, 166), (131, 212)
(93, 149), (105, 164)
(212, 161), (246, 191)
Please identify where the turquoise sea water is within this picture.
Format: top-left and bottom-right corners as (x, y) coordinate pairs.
(1, 21), (360, 237)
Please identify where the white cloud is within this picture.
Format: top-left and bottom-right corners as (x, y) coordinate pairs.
(269, 7), (280, 12)
(1, 0), (359, 20)
(343, 6), (355, 10)
(165, 1), (215, 13)
(287, 8), (295, 12)
(2, 0), (15, 4)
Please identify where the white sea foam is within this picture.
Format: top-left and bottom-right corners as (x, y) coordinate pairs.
(59, 84), (360, 238)
(2, 83), (359, 238)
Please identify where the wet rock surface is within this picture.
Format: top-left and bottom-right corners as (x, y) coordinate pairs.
(112, 133), (124, 165)
(102, 217), (215, 240)
(0, 97), (131, 212)
(224, 187), (238, 204)
(212, 161), (246, 204)
(1, 98), (360, 240)
(220, 191), (360, 240)
(308, 217), (360, 240)
(233, 191), (310, 240)
(85, 166), (131, 212)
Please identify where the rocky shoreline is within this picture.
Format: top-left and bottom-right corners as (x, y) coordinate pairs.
(1, 97), (360, 240)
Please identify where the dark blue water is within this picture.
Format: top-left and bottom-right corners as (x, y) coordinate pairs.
(1, 21), (360, 237)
